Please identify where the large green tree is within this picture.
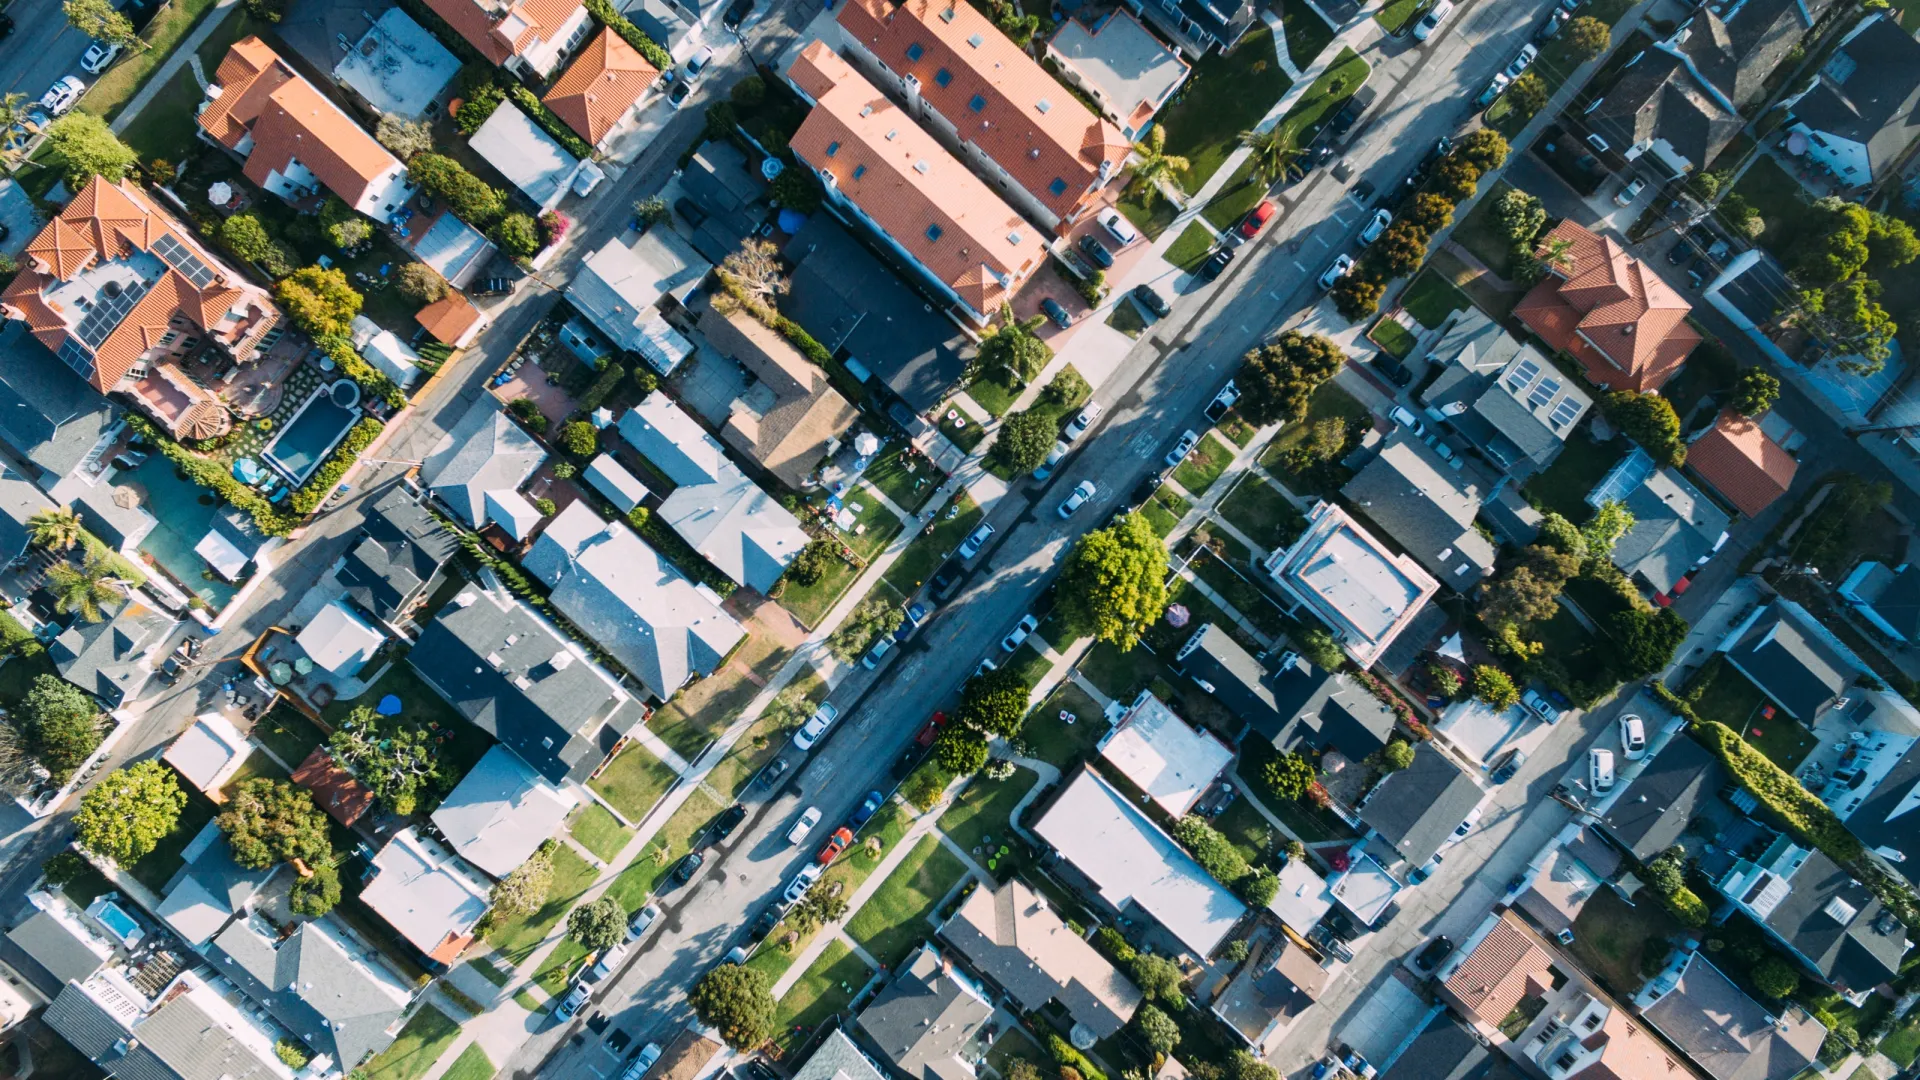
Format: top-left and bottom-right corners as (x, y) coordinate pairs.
(63, 0), (140, 48)
(1730, 368), (1780, 416)
(20, 675), (100, 785)
(1056, 512), (1168, 650)
(1799, 275), (1896, 373)
(1234, 331), (1345, 425)
(978, 304), (1051, 385)
(991, 409), (1060, 474)
(1566, 15), (1609, 57)
(26, 506), (83, 552)
(1604, 390), (1685, 467)
(216, 779), (332, 870)
(290, 864), (340, 915)
(45, 114), (138, 189)
(47, 551), (121, 623)
(689, 963), (776, 1049)
(955, 664), (1030, 738)
(567, 897), (627, 950)
(328, 709), (451, 815)
(1479, 545), (1580, 630)
(74, 761), (186, 866)
(934, 724), (990, 773)
(275, 267), (363, 337)
(1581, 500), (1635, 559)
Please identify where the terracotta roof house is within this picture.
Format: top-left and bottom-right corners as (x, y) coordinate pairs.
(421, 0), (593, 78)
(1514, 220), (1701, 393)
(199, 38), (414, 219)
(785, 40), (1046, 326)
(0, 177), (282, 442)
(416, 292), (488, 348)
(543, 28), (661, 147)
(833, 0), (1130, 233)
(1686, 411), (1797, 516)
(1785, 13), (1920, 190)
(1441, 912), (1557, 1029)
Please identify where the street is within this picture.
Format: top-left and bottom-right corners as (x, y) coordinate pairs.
(0, 0), (92, 104)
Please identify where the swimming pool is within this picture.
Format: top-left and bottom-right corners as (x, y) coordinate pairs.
(263, 380), (362, 484)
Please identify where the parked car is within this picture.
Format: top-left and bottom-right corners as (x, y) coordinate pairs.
(1318, 254), (1354, 290)
(1372, 353), (1413, 387)
(849, 790), (885, 828)
(473, 277), (514, 296)
(555, 983), (591, 1021)
(1412, 0), (1454, 40)
(1034, 440), (1070, 480)
(1131, 283), (1170, 317)
(914, 712), (949, 747)
(1586, 132), (1612, 153)
(1538, 7), (1570, 37)
(681, 46), (717, 83)
(792, 703), (840, 750)
(958, 522), (995, 559)
(667, 81), (692, 109)
(787, 806), (823, 846)
(1521, 688), (1562, 723)
(1489, 748), (1526, 784)
(1099, 208), (1140, 246)
(1615, 177), (1648, 205)
(1476, 72), (1511, 108)
(816, 827), (854, 864)
(747, 906), (781, 942)
(710, 804), (748, 843)
(1040, 297), (1073, 328)
(1359, 208), (1392, 245)
(1198, 247), (1233, 281)
(1620, 714), (1647, 759)
(1064, 402), (1104, 441)
(894, 602), (929, 641)
(974, 657), (998, 678)
(669, 850), (705, 885)
(755, 756), (791, 789)
(622, 1043), (664, 1080)
(1504, 43), (1539, 79)
(1588, 748), (1616, 794)
(1057, 480), (1096, 518)
(780, 864), (823, 909)
(1238, 200), (1278, 239)
(1164, 429), (1200, 468)
(627, 903), (663, 940)
(590, 944), (629, 980)
(1414, 936), (1454, 972)
(1667, 238), (1691, 264)
(1078, 233), (1114, 268)
(40, 77), (85, 116)
(81, 41), (122, 73)
(1002, 614), (1039, 652)
(860, 635), (895, 670)
(1388, 405), (1427, 436)
(722, 0), (754, 27)
(929, 559), (965, 602)
(1205, 381), (1240, 421)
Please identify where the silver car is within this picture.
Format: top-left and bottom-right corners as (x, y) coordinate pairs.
(1058, 480), (1096, 518)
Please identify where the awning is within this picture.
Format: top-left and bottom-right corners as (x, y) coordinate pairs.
(634, 316), (694, 375)
(194, 527), (251, 581)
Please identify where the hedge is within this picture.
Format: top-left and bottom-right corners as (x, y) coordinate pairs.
(577, 361), (627, 414)
(1692, 719), (1863, 863)
(0, 608), (41, 656)
(1047, 1034), (1109, 1080)
(408, 154), (505, 228)
(583, 0), (672, 71)
(627, 506), (735, 597)
(313, 334), (406, 408)
(1171, 814), (1251, 886)
(289, 417), (384, 516)
(1662, 885), (1709, 927)
(508, 84), (593, 160)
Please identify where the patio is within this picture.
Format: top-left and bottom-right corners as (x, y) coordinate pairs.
(489, 315), (596, 428)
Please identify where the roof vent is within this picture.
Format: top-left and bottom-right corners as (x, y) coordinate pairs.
(454, 591), (478, 607)
(968, 32), (984, 46)
(914, 160), (930, 174)
(1824, 896), (1858, 925)
(550, 651), (574, 671)
(486, 652), (506, 669)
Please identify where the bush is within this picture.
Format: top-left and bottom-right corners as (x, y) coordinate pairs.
(455, 81), (506, 132)
(288, 417), (384, 516)
(408, 154), (505, 226)
(1047, 1035), (1109, 1080)
(559, 420), (598, 457)
(1170, 814), (1251, 886)
(1662, 885), (1709, 927)
(1238, 866), (1277, 907)
(901, 760), (955, 812)
(578, 363), (627, 413)
(274, 1039), (311, 1069)
(1753, 957), (1800, 999)
(1093, 926), (1135, 965)
(1380, 739), (1414, 771)
(1693, 720), (1862, 863)
(397, 264), (448, 304)
(493, 212), (541, 260)
(540, 210), (570, 247)
(507, 397), (549, 434)
(534, 497), (557, 516)
(1473, 665), (1520, 709)
(507, 84), (592, 159)
(582, 0), (673, 69)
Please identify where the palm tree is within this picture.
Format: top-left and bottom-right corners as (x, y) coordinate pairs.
(0, 93), (31, 136)
(1539, 236), (1577, 276)
(1129, 127), (1190, 205)
(1239, 127), (1303, 187)
(26, 506), (83, 552)
(46, 552), (122, 623)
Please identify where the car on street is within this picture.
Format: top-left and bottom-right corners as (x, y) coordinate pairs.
(1668, 238), (1691, 264)
(1538, 7), (1570, 37)
(1198, 247), (1233, 281)
(473, 277), (514, 295)
(747, 906), (780, 941)
(1131, 283), (1170, 317)
(1588, 748), (1616, 794)
(1040, 297), (1073, 328)
(1521, 688), (1562, 723)
(1489, 748), (1526, 784)
(929, 558), (965, 601)
(1064, 402), (1103, 441)
(958, 522), (995, 559)
(787, 806), (823, 845)
(849, 790), (885, 828)
(1359, 208), (1392, 245)
(1414, 936), (1454, 973)
(1476, 73), (1511, 108)
(556, 983), (591, 1021)
(1002, 614), (1039, 651)
(914, 712), (949, 748)
(1077, 233), (1114, 268)
(1057, 480), (1096, 518)
(40, 77), (85, 117)
(669, 850), (705, 885)
(860, 635), (894, 670)
(1099, 208), (1140, 246)
(1620, 714), (1647, 759)
(817, 827), (854, 864)
(1164, 429), (1200, 468)
(1615, 177), (1648, 205)
(1238, 200), (1278, 239)
(1388, 405), (1427, 437)
(710, 804), (748, 843)
(81, 41), (122, 73)
(590, 944), (628, 980)
(1205, 381), (1239, 421)
(1421, 136), (1454, 172)
(722, 0), (754, 27)
(667, 81), (692, 108)
(792, 703), (840, 750)
(622, 1043), (664, 1080)
(974, 657), (998, 678)
(1505, 43), (1539, 78)
(682, 46), (716, 83)
(1318, 254), (1354, 290)
(779, 864), (823, 909)
(627, 903), (663, 940)
(755, 756), (790, 789)
(894, 602), (929, 641)
(1586, 132), (1612, 153)
(1412, 0), (1454, 39)
(0, 15), (13, 39)
(1034, 440), (1070, 480)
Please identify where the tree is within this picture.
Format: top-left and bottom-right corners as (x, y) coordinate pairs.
(1867, 212), (1920, 270)
(0, 94), (33, 137)
(1404, 192), (1455, 234)
(47, 552), (122, 623)
(64, 0), (139, 48)
(956, 664), (1029, 737)
(329, 709), (451, 815)
(320, 198), (370, 249)
(1481, 545), (1580, 629)
(1239, 126), (1302, 187)
(1716, 192), (1764, 239)
(559, 420), (597, 457)
(1229, 1052), (1279, 1080)
(1381, 740), (1414, 771)
(633, 195), (670, 225)
(0, 722), (37, 796)
(27, 506), (83, 552)
(396, 264), (448, 304)
(490, 847), (554, 916)
(220, 214), (275, 264)
(1330, 275), (1385, 320)
(993, 409), (1060, 473)
(1495, 188), (1546, 245)
(1686, 169), (1728, 201)
(690, 964), (776, 1049)
(1263, 751), (1315, 800)
(216, 779), (332, 869)
(276, 267), (363, 337)
(407, 154), (504, 225)
(826, 598), (903, 662)
(375, 115), (432, 159)
(74, 761), (185, 865)
(45, 114), (138, 188)
(1136, 1005), (1180, 1053)
(567, 897), (627, 950)
(42, 850), (90, 889)
(1753, 957), (1801, 999)
(21, 675), (102, 784)
(1235, 331), (1345, 425)
(1797, 199), (1872, 286)
(1041, 367), (1091, 408)
(1537, 235), (1577, 276)
(1566, 14), (1609, 57)
(1537, 512), (1588, 559)
(1056, 512), (1168, 650)
(1730, 368), (1780, 416)
(1582, 500), (1635, 558)
(1298, 627), (1344, 671)
(720, 238), (789, 305)
(1370, 220), (1430, 278)
(1129, 127), (1190, 203)
(1239, 866), (1277, 907)
(1641, 849), (1684, 893)
(770, 169), (822, 213)
(934, 724), (989, 773)
(1455, 130), (1509, 172)
(275, 1040), (312, 1070)
(1605, 390), (1685, 467)
(1505, 70), (1547, 118)
(1799, 275), (1896, 372)
(492, 212), (540, 259)
(1129, 952), (1186, 1009)
(784, 540), (835, 588)
(290, 864), (340, 915)
(1473, 665), (1520, 710)
(540, 211), (570, 247)
(979, 304), (1052, 385)
(1609, 607), (1689, 680)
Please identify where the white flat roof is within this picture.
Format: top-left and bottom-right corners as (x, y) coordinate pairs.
(361, 828), (490, 957)
(1269, 859), (1334, 934)
(1035, 770), (1246, 956)
(469, 104), (577, 207)
(1049, 11), (1188, 133)
(1330, 853), (1402, 926)
(585, 454), (650, 514)
(163, 713), (251, 794)
(156, 874), (232, 948)
(333, 8), (460, 118)
(296, 599), (386, 674)
(1098, 692), (1232, 817)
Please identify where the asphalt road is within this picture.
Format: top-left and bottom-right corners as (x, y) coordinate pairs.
(0, 0), (102, 108)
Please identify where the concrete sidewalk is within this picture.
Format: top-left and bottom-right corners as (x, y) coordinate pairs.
(109, 0), (240, 134)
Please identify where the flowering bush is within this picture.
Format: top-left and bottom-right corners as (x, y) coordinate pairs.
(540, 211), (570, 247)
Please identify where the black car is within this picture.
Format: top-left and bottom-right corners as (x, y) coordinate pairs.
(710, 803), (748, 843)
(1667, 238), (1690, 264)
(670, 850), (706, 886)
(472, 277), (514, 296)
(894, 602), (929, 642)
(722, 0), (754, 27)
(1489, 748), (1526, 784)
(0, 15), (13, 38)
(929, 559), (965, 602)
(1131, 283), (1170, 317)
(1421, 136), (1454, 172)
(747, 906), (781, 942)
(1077, 233), (1114, 269)
(1131, 469), (1168, 506)
(754, 757), (791, 789)
(1198, 247), (1232, 281)
(1414, 936), (1455, 973)
(1372, 353), (1413, 387)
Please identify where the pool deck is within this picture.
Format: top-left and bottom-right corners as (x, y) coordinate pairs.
(262, 382), (362, 485)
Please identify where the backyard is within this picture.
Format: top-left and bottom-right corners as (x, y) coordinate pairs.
(1022, 683), (1107, 766)
(1729, 154), (1811, 259)
(1687, 659), (1814, 771)
(1566, 886), (1681, 996)
(1155, 26), (1295, 193)
(1523, 430), (1625, 521)
(1399, 269), (1471, 329)
(1260, 381), (1370, 495)
(845, 835), (971, 971)
(318, 661), (495, 784)
(127, 773), (217, 893)
(249, 704), (327, 771)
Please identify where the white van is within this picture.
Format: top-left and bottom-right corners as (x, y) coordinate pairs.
(1588, 748), (1616, 794)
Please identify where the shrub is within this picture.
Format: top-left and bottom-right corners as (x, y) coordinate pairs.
(578, 362), (627, 413)
(1474, 665), (1520, 710)
(1047, 1035), (1109, 1080)
(397, 263), (448, 304)
(1692, 720), (1863, 863)
(1662, 885), (1709, 927)
(1238, 866), (1277, 907)
(1170, 814), (1250, 886)
(1753, 957), (1800, 999)
(274, 1039), (311, 1069)
(1262, 750), (1316, 800)
(1093, 926), (1135, 964)
(455, 81), (505, 132)
(552, 462), (575, 479)
(1380, 739), (1414, 771)
(408, 154), (505, 226)
(540, 210), (570, 247)
(559, 420), (598, 456)
(313, 333), (405, 408)
(507, 84), (592, 159)
(901, 760), (954, 812)
(493, 212), (541, 260)
(534, 497), (557, 516)
(582, 0), (673, 69)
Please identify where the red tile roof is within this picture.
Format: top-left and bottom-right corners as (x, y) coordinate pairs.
(543, 29), (659, 146)
(416, 292), (484, 344)
(1515, 221), (1699, 392)
(422, 0), (583, 66)
(1443, 912), (1557, 1026)
(835, 0), (1129, 225)
(1687, 410), (1796, 516)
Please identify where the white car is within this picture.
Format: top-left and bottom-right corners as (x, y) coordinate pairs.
(974, 657), (998, 678)
(1359, 209), (1392, 245)
(1620, 714), (1647, 760)
(1615, 177), (1648, 206)
(1388, 405), (1427, 437)
(1058, 480), (1096, 518)
(860, 635), (895, 670)
(1002, 613), (1039, 652)
(780, 864), (823, 909)
(1164, 429), (1200, 467)
(681, 46), (717, 83)
(40, 76), (85, 117)
(627, 903), (662, 940)
(1521, 688), (1562, 723)
(590, 943), (629, 980)
(622, 1043), (665, 1080)
(1318, 254), (1354, 290)
(81, 41), (122, 74)
(1588, 748), (1616, 794)
(1033, 440), (1069, 480)
(1098, 208), (1140, 247)
(1064, 402), (1103, 441)
(1412, 0), (1454, 40)
(787, 806), (823, 845)
(1504, 43), (1539, 79)
(792, 704), (839, 750)
(958, 522), (995, 559)
(1476, 73), (1511, 109)
(555, 983), (591, 1020)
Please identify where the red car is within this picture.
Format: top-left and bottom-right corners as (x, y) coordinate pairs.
(816, 827), (854, 865)
(914, 711), (948, 748)
(1238, 201), (1278, 239)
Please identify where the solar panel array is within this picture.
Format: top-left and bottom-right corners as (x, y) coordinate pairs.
(1527, 376), (1562, 409)
(57, 338), (96, 380)
(1504, 358), (1540, 394)
(152, 234), (216, 289)
(73, 278), (151, 349)
(1549, 398), (1582, 429)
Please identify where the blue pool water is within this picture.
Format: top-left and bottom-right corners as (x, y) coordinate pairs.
(264, 381), (361, 484)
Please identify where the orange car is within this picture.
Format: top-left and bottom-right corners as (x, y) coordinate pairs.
(816, 827), (854, 865)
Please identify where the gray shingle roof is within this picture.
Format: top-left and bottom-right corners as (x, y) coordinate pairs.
(1846, 740), (1920, 885)
(6, 909), (109, 987)
(339, 487), (459, 623)
(1725, 602), (1852, 720)
(42, 982), (130, 1059)
(1342, 433), (1496, 588)
(120, 993), (281, 1080)
(1176, 623), (1395, 762)
(0, 472), (49, 563)
(0, 321), (118, 482)
(856, 947), (994, 1080)
(1787, 14), (1920, 182)
(938, 882), (1140, 1040)
(420, 397), (546, 530)
(794, 1030), (888, 1080)
(205, 918), (409, 1071)
(1766, 848), (1908, 991)
(1598, 736), (1725, 861)
(1641, 952), (1824, 1080)
(1613, 466), (1729, 594)
(1358, 745), (1485, 867)
(1677, 0), (1834, 110)
(1589, 49), (1743, 171)
(48, 596), (173, 706)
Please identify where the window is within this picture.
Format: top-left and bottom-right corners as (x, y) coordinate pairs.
(1006, 230), (1022, 244)
(935, 67), (952, 86)
(939, 5), (956, 20)
(927, 224), (944, 241)
(1579, 1013), (1602, 1032)
(1555, 1054), (1579, 1072)
(969, 94), (987, 112)
(826, 141), (840, 156)
(967, 32), (985, 46)
(156, 330), (178, 348)
(1048, 178), (1067, 195)
(853, 164), (867, 179)
(907, 42), (924, 60)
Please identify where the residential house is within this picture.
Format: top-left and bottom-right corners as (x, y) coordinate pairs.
(544, 29), (661, 148)
(294, 598), (386, 676)
(1033, 768), (1248, 957)
(939, 881), (1142, 1041)
(1597, 735), (1726, 862)
(420, 0), (593, 78)
(403, 208), (497, 290)
(409, 582), (637, 785)
(198, 38), (414, 218)
(6, 890), (118, 988)
(1717, 599), (1920, 729)
(1599, 453), (1731, 596)
(350, 315), (423, 391)
(1526, 989), (1693, 1080)
(797, 1030), (890, 1080)
(359, 826), (492, 967)
(332, 8), (460, 119)
(206, 913), (414, 1076)
(569, 227), (710, 374)
(416, 291), (490, 349)
(0, 323), (120, 491)
(0, 177), (283, 441)
(470, 104), (589, 212)
(1838, 560), (1920, 644)
(1784, 13), (1920, 190)
(1343, 432), (1497, 588)
(688, 291), (858, 490)
(524, 500), (747, 701)
(1095, 689), (1232, 816)
(1514, 221), (1701, 393)
(584, 452), (650, 513)
(292, 747), (377, 827)
(1358, 743), (1487, 869)
(1419, 310), (1592, 479)
(1636, 951), (1825, 1080)
(1213, 936), (1330, 1052)
(1686, 411), (1797, 517)
(1440, 911), (1560, 1034)
(1379, 1012), (1528, 1080)
(1046, 11), (1190, 140)
(856, 945), (993, 1080)
(337, 486), (461, 637)
(43, 967), (294, 1080)
(193, 505), (274, 584)
(1174, 624), (1396, 763)
(420, 395), (547, 541)
(616, 393), (809, 592)
(1263, 501), (1441, 669)
(49, 594), (175, 708)
(679, 141), (771, 262)
(0, 470), (52, 565)
(832, 0), (1130, 235)
(1268, 858), (1335, 936)
(1715, 837), (1909, 995)
(1845, 738), (1920, 883)
(1515, 837), (1614, 940)
(431, 744), (578, 878)
(1123, 0), (1257, 56)
(1328, 851), (1404, 929)
(162, 713), (252, 798)
(785, 41), (1046, 326)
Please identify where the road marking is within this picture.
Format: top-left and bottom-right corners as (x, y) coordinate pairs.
(1126, 430), (1157, 456)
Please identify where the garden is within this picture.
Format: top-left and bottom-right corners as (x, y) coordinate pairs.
(1684, 657), (1814, 772)
(1259, 381), (1369, 497)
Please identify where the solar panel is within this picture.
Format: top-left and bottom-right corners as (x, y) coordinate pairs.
(58, 338), (96, 380)
(73, 278), (151, 349)
(1505, 358), (1540, 393)
(1549, 398), (1582, 428)
(152, 234), (216, 289)
(1528, 376), (1561, 408)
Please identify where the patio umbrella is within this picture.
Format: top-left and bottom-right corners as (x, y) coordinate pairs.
(761, 157), (785, 182)
(1436, 632), (1465, 662)
(1165, 603), (1189, 628)
(111, 486), (140, 510)
(1787, 131), (1809, 156)
(592, 407), (615, 429)
(777, 208), (807, 235)
(854, 432), (881, 457)
(376, 694), (402, 716)
(233, 458), (264, 485)
(208, 182), (231, 205)
(269, 662), (293, 685)
(293, 657), (314, 675)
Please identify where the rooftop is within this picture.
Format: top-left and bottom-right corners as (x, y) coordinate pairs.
(1265, 501), (1440, 668)
(291, 747), (376, 826)
(206, 912), (413, 1071)
(1514, 220), (1700, 393)
(338, 486), (459, 626)
(1640, 952), (1824, 1080)
(688, 291), (858, 490)
(1268, 858), (1334, 934)
(569, 228), (713, 356)
(1422, 312), (1590, 478)
(0, 321), (118, 481)
(1788, 13), (1920, 181)
(1212, 936), (1328, 1049)
(1096, 691), (1233, 817)
(333, 7), (460, 119)
(543, 29), (660, 146)
(1046, 10), (1190, 138)
(359, 826), (490, 965)
(294, 598), (385, 675)
(939, 880), (1141, 1040)
(856, 945), (994, 1080)
(1721, 600), (1855, 721)
(1608, 456), (1730, 594)
(1343, 432), (1497, 587)
(1598, 735), (1726, 861)
(420, 395), (547, 532)
(1687, 411), (1796, 517)
(162, 712), (252, 796)
(1440, 912), (1558, 1028)
(420, 0), (587, 69)
(1176, 626), (1396, 763)
(1359, 743), (1486, 867)
(469, 103), (579, 208)
(49, 593), (174, 707)
(431, 744), (578, 878)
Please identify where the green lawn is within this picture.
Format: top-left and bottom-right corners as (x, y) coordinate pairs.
(939, 767), (1038, 880)
(1189, 546), (1287, 639)
(966, 370), (1022, 419)
(1400, 270), (1470, 329)
(250, 705), (326, 771)
(1689, 661), (1814, 771)
(1277, 49), (1369, 146)
(531, 938), (590, 998)
(587, 742), (677, 822)
(1212, 794), (1282, 866)
(649, 635), (790, 763)
(569, 804), (632, 863)
(1371, 318), (1416, 358)
(1172, 432), (1235, 495)
(1005, 642), (1052, 693)
(1077, 640), (1169, 703)
(706, 672), (824, 799)
(439, 1045), (496, 1080)
(1260, 381), (1369, 494)
(128, 775), (216, 894)
(751, 801), (916, 980)
(778, 551), (861, 629)
(1216, 411), (1259, 448)
(865, 446), (946, 515)
(1730, 155), (1809, 259)
(1023, 683), (1108, 766)
(360, 1005), (461, 1080)
(1523, 432), (1625, 520)
(79, 0), (230, 122)
(1157, 26), (1295, 192)
(486, 844), (599, 966)
(1882, 1016), (1920, 1067)
(773, 941), (876, 1052)
(1201, 158), (1269, 233)
(1218, 475), (1306, 551)
(1454, 179), (1521, 279)
(1566, 886), (1681, 997)
(846, 835), (971, 971)
(985, 365), (1092, 480)
(1116, 176), (1181, 240)
(465, 956), (512, 987)
(882, 491), (982, 596)
(1376, 0), (1428, 33)
(1280, 0), (1334, 67)
(602, 788), (725, 914)
(937, 403), (988, 453)
(1235, 740), (1359, 843)
(119, 66), (206, 164)
(1167, 221), (1220, 271)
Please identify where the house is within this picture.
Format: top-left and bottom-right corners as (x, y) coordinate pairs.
(1717, 599), (1920, 728)
(1343, 432), (1497, 588)
(1636, 952), (1825, 1080)
(470, 104), (590, 213)
(1715, 838), (1909, 995)
(832, 0), (1130, 235)
(1784, 14), (1920, 190)
(1359, 744), (1486, 869)
(359, 826), (492, 966)
(1379, 1012), (1527, 1080)
(1844, 739), (1920, 883)
(1269, 859), (1335, 935)
(1838, 560), (1920, 644)
(938, 880), (1141, 1040)
(403, 208), (497, 290)
(1524, 988), (1693, 1080)
(409, 583), (637, 785)
(1599, 454), (1730, 595)
(687, 292), (857, 490)
(294, 598), (385, 675)
(1212, 936), (1330, 1052)
(1096, 689), (1232, 816)
(785, 41), (1046, 326)
(568, 228), (712, 372)
(1515, 838), (1612, 940)
(337, 487), (460, 636)
(1122, 0), (1257, 57)
(616, 394), (809, 592)
(431, 744), (578, 878)
(544, 29), (661, 147)
(292, 747), (376, 826)
(1046, 11), (1190, 141)
(584, 453), (650, 513)
(349, 315), (423, 391)
(420, 0), (592, 78)
(206, 914), (413, 1075)
(796, 1030), (890, 1080)
(0, 177), (282, 442)
(1597, 736), (1726, 862)
(333, 8), (460, 119)
(42, 968), (291, 1080)
(416, 292), (489, 348)
(523, 500), (746, 701)
(1263, 501), (1441, 669)
(1329, 851), (1403, 928)
(1419, 310), (1591, 479)
(1440, 911), (1561, 1031)
(1686, 411), (1797, 517)
(1514, 221), (1701, 393)
(0, 323), (120, 490)
(162, 713), (252, 798)
(199, 38), (413, 218)
(855, 944), (994, 1080)
(679, 141), (771, 263)
(6, 891), (118, 988)
(193, 505), (274, 584)
(151, 826), (272, 948)
(420, 395), (547, 540)
(49, 594), (175, 707)
(0, 473), (48, 564)
(1176, 624), (1397, 762)
(1033, 768), (1248, 957)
